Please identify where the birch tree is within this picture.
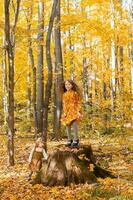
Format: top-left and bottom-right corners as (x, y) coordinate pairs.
(2, 36), (8, 134)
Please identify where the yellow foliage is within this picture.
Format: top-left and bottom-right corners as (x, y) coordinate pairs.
(0, 0), (132, 134)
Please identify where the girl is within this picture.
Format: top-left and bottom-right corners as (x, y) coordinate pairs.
(61, 79), (83, 147)
(28, 137), (48, 180)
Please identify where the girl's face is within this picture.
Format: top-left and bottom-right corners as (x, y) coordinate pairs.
(65, 81), (73, 91)
(36, 138), (44, 148)
(38, 142), (44, 148)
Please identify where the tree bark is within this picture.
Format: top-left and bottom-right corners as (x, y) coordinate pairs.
(67, 0), (75, 80)
(42, 0), (58, 143)
(25, 1), (38, 136)
(110, 0), (116, 111)
(37, 1), (44, 133)
(53, 0), (63, 140)
(4, 0), (21, 166)
(131, 1), (133, 94)
(130, 0), (133, 127)
(88, 45), (93, 130)
(80, 5), (89, 104)
(32, 145), (115, 186)
(2, 36), (8, 134)
(28, 44), (38, 136)
(27, 65), (31, 131)
(82, 31), (89, 104)
(83, 57), (89, 103)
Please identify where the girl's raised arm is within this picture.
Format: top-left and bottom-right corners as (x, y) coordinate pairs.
(42, 149), (48, 160)
(28, 146), (35, 163)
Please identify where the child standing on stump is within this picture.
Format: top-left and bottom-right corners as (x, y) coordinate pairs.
(28, 137), (48, 180)
(61, 79), (83, 147)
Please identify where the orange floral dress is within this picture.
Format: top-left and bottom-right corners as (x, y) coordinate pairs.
(29, 151), (43, 172)
(61, 90), (82, 125)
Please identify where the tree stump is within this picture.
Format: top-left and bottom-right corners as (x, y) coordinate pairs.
(33, 145), (115, 186)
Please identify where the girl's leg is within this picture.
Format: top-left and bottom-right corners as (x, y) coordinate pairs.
(36, 160), (42, 172)
(72, 120), (79, 147)
(66, 125), (72, 146)
(73, 120), (78, 141)
(66, 125), (72, 140)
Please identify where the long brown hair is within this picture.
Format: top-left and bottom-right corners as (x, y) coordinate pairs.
(60, 79), (82, 97)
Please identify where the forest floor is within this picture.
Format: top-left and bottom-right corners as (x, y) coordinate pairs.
(0, 129), (133, 200)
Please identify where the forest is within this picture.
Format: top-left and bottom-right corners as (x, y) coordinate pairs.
(0, 0), (133, 199)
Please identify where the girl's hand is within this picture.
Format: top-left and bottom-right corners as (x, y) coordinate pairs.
(77, 111), (82, 119)
(63, 113), (66, 118)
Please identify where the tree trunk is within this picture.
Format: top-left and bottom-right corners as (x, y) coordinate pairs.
(4, 0), (14, 166)
(42, 0), (58, 143)
(110, 0), (116, 111)
(83, 57), (89, 103)
(26, 1), (38, 136)
(36, 1), (44, 133)
(7, 45), (15, 166)
(128, 0), (133, 129)
(4, 0), (21, 166)
(67, 0), (75, 80)
(2, 36), (8, 134)
(28, 39), (38, 135)
(88, 45), (93, 130)
(32, 145), (115, 186)
(81, 6), (89, 104)
(27, 66), (31, 132)
(131, 0), (133, 127)
(119, 45), (125, 132)
(53, 0), (63, 140)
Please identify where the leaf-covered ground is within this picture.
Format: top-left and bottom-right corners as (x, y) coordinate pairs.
(0, 130), (133, 200)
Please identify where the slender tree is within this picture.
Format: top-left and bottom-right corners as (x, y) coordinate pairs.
(2, 36), (8, 134)
(42, 0), (58, 143)
(129, 0), (133, 127)
(67, 0), (75, 80)
(4, 0), (21, 165)
(36, 0), (44, 133)
(53, 0), (63, 140)
(82, 33), (89, 104)
(24, 1), (38, 135)
(27, 65), (31, 124)
(131, 0), (133, 95)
